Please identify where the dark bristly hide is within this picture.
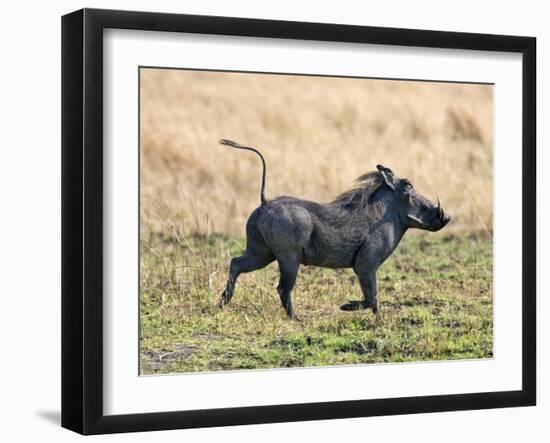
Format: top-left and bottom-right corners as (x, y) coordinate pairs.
(330, 171), (385, 211)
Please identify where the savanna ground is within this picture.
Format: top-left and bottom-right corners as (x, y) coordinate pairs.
(139, 69), (493, 374)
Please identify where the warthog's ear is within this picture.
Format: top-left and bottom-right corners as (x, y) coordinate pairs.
(376, 164), (397, 190)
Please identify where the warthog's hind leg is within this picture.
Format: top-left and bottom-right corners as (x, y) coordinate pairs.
(276, 254), (300, 320)
(220, 251), (274, 306)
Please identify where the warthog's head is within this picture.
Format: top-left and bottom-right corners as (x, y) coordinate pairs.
(377, 165), (451, 232)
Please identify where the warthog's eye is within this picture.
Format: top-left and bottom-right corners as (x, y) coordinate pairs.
(402, 180), (413, 191)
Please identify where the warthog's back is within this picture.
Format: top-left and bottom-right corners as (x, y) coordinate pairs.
(254, 196), (364, 269)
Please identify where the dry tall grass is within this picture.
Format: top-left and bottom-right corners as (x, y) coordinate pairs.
(140, 69), (493, 237)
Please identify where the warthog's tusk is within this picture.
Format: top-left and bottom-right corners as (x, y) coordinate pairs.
(407, 214), (423, 225)
(436, 196), (442, 219)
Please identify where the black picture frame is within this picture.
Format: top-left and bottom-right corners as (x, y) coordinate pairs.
(61, 8), (536, 435)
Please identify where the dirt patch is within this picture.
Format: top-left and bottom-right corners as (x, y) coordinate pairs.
(142, 344), (198, 372)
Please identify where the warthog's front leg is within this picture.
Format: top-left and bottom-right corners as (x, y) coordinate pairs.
(340, 269), (379, 314)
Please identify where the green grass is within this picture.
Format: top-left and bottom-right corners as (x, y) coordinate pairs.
(139, 232), (493, 374)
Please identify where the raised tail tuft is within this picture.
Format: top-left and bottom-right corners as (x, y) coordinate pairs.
(219, 139), (267, 206)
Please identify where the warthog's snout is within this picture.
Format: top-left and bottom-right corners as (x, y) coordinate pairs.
(423, 203), (451, 232)
(435, 197), (451, 230)
(440, 209), (451, 227)
(404, 192), (452, 232)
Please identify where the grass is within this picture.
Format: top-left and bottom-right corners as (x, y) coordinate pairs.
(139, 231), (492, 374)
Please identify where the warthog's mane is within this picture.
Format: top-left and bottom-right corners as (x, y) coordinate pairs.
(329, 171), (385, 211)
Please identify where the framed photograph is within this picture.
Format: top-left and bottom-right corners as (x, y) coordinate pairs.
(61, 8), (536, 435)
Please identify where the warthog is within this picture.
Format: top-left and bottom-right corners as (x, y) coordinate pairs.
(219, 139), (450, 319)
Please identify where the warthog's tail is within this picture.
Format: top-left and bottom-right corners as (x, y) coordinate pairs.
(219, 139), (267, 206)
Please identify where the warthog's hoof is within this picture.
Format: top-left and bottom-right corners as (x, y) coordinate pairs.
(340, 300), (379, 314)
(219, 290), (230, 308)
(340, 300), (367, 311)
